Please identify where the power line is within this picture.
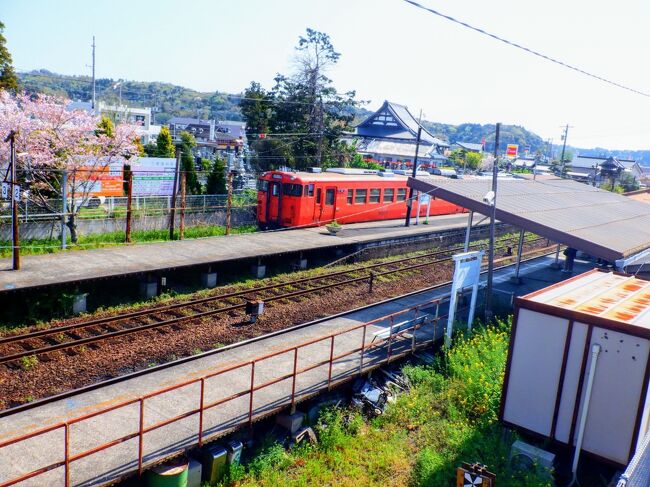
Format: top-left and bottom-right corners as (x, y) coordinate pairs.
(401, 0), (650, 99)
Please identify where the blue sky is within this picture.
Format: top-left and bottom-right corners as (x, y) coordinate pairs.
(3, 0), (650, 150)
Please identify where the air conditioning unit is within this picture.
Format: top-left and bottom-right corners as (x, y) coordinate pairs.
(510, 440), (555, 477)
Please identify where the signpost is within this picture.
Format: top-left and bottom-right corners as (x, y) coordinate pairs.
(506, 144), (518, 158)
(446, 250), (484, 344)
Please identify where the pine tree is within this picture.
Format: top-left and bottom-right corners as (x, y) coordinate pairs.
(179, 131), (201, 194)
(156, 126), (175, 158)
(0, 22), (18, 92)
(206, 156), (227, 194)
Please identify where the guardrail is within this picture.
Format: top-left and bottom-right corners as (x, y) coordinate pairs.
(0, 288), (478, 487)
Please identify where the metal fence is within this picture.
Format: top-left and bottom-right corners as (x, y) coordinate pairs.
(617, 432), (650, 487)
(0, 192), (258, 242)
(0, 286), (480, 487)
(0, 192), (258, 222)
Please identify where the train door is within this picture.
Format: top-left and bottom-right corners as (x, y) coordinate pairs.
(266, 181), (282, 225)
(320, 186), (337, 223)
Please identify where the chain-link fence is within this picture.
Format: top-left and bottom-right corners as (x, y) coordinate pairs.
(617, 432), (650, 487)
(0, 191), (258, 241)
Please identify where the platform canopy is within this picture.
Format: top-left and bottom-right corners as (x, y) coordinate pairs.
(408, 176), (650, 263)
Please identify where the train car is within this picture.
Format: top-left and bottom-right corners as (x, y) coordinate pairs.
(257, 168), (465, 228)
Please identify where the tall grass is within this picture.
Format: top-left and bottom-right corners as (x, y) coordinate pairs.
(219, 320), (552, 487)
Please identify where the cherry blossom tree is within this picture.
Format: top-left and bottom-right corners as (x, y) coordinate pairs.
(0, 91), (139, 242)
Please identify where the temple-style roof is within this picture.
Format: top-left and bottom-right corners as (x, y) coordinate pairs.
(355, 101), (448, 148)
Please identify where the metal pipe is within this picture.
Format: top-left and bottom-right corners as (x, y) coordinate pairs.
(485, 122), (500, 321)
(198, 378), (205, 447)
(463, 211), (473, 252)
(570, 344), (601, 485)
(513, 229), (525, 280)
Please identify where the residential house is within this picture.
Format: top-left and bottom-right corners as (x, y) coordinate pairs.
(569, 154), (642, 185)
(344, 101), (449, 170)
(167, 117), (245, 160)
(67, 101), (161, 145)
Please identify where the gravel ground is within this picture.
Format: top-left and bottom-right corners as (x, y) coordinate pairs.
(0, 240), (550, 409)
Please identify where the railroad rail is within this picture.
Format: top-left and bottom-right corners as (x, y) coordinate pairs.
(0, 236), (550, 365)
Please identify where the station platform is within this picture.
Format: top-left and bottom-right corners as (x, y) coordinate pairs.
(0, 254), (593, 486)
(0, 213), (484, 293)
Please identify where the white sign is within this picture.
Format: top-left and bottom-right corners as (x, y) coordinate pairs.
(109, 157), (177, 196)
(446, 251), (484, 343)
(1, 183), (8, 199)
(12, 185), (20, 202)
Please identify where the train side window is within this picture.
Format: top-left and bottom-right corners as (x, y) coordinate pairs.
(316, 188), (322, 204)
(355, 189), (367, 204)
(325, 188), (335, 205)
(369, 188), (380, 203)
(258, 180), (269, 192)
(304, 184), (314, 197)
(383, 188), (394, 202)
(347, 189), (353, 204)
(396, 188), (407, 201)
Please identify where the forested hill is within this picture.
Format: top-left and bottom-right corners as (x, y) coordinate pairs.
(18, 70), (242, 123)
(20, 70), (647, 161)
(422, 121), (546, 154)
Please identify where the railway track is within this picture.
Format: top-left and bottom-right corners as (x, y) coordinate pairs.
(0, 236), (550, 365)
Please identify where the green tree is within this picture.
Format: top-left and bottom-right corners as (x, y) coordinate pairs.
(95, 115), (115, 138)
(179, 131), (201, 194)
(206, 156), (227, 194)
(240, 29), (360, 171)
(465, 151), (482, 170)
(0, 22), (18, 92)
(156, 126), (175, 158)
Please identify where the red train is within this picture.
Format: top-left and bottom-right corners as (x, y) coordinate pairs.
(257, 169), (465, 228)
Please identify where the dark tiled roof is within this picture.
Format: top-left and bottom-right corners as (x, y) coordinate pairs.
(167, 117), (213, 126)
(355, 101), (449, 147)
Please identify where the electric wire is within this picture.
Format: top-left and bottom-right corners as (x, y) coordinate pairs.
(401, 0), (650, 99)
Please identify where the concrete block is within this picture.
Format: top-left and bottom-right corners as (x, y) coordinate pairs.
(293, 258), (308, 270)
(72, 293), (87, 315)
(187, 458), (202, 487)
(251, 264), (266, 279)
(199, 444), (228, 484)
(226, 440), (243, 465)
(276, 411), (305, 434)
(139, 280), (158, 299)
(201, 272), (218, 288)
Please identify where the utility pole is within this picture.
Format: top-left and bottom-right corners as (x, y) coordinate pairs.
(405, 110), (423, 228)
(485, 122), (501, 322)
(91, 36), (96, 111)
(559, 124), (571, 176)
(5, 131), (20, 270)
(179, 171), (186, 240)
(125, 168), (133, 243)
(169, 147), (181, 240)
(225, 171), (236, 235)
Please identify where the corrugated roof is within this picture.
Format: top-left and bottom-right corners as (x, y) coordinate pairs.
(407, 176), (650, 262)
(526, 270), (650, 329)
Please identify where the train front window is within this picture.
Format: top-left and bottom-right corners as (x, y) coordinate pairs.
(355, 189), (367, 204)
(369, 188), (380, 203)
(282, 183), (302, 196)
(258, 180), (269, 192)
(396, 188), (407, 201)
(303, 184), (314, 197)
(383, 188), (394, 202)
(271, 184), (280, 196)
